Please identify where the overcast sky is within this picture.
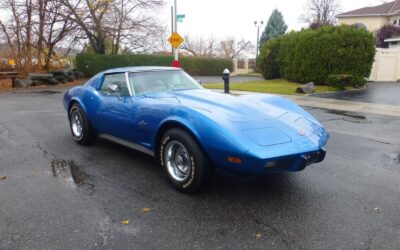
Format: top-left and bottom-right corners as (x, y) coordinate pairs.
(162, 0), (385, 43)
(0, 0), (387, 50)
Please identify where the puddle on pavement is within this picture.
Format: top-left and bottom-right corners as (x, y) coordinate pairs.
(0, 124), (8, 136)
(324, 109), (370, 123)
(10, 90), (62, 95)
(382, 153), (400, 172)
(70, 161), (89, 186)
(51, 159), (95, 193)
(325, 110), (366, 119)
(51, 159), (69, 178)
(29, 90), (62, 95)
(384, 153), (400, 164)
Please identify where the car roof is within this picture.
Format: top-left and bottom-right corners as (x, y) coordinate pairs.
(101, 66), (181, 74)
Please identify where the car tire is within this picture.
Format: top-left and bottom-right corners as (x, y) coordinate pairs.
(69, 103), (96, 145)
(160, 128), (215, 194)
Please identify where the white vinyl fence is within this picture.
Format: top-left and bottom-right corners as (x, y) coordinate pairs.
(369, 48), (400, 82)
(232, 59), (255, 76)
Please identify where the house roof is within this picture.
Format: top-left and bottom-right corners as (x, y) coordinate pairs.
(384, 37), (400, 42)
(337, 0), (400, 17)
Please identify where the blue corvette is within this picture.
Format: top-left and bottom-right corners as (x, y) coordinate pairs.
(63, 67), (329, 193)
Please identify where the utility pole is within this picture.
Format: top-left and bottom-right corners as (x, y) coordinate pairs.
(174, 0), (178, 61)
(171, 6), (174, 53)
(254, 21), (264, 59)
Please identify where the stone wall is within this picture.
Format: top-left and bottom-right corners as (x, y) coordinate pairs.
(0, 79), (11, 88)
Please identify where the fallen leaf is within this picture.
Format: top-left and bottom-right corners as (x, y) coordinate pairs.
(256, 233), (262, 239)
(121, 220), (130, 225)
(0, 176), (7, 180)
(142, 208), (151, 212)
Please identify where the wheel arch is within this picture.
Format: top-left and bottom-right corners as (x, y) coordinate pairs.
(67, 99), (88, 119)
(155, 120), (208, 162)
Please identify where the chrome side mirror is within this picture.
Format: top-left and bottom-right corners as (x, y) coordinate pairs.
(108, 84), (119, 93)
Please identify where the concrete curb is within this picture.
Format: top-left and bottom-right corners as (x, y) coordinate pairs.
(309, 85), (367, 98)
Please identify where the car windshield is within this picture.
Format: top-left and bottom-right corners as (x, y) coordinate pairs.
(128, 70), (203, 95)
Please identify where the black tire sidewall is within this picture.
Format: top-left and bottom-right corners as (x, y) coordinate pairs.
(69, 104), (94, 145)
(160, 129), (210, 193)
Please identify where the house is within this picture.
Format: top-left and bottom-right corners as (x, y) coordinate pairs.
(337, 0), (400, 32)
(384, 37), (400, 48)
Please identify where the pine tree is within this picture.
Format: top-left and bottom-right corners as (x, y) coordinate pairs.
(259, 9), (288, 46)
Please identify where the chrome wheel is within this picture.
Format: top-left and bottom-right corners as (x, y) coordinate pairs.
(71, 111), (83, 138)
(164, 141), (191, 182)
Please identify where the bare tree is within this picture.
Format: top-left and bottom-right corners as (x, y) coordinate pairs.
(0, 0), (75, 70)
(219, 38), (254, 59)
(36, 0), (48, 69)
(181, 35), (218, 57)
(39, 0), (76, 70)
(108, 0), (166, 54)
(61, 0), (164, 54)
(300, 0), (342, 25)
(0, 0), (34, 68)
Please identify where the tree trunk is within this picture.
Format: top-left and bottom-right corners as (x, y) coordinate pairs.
(25, 0), (33, 68)
(44, 47), (53, 71)
(37, 0), (47, 70)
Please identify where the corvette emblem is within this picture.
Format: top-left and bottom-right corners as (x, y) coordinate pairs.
(297, 130), (306, 136)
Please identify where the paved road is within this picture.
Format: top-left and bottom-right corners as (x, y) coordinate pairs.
(0, 90), (399, 249)
(312, 82), (400, 105)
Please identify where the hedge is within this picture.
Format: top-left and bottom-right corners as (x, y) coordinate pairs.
(258, 25), (376, 85)
(75, 53), (233, 77)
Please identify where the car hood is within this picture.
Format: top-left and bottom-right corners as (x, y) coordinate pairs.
(170, 89), (288, 121)
(169, 89), (327, 147)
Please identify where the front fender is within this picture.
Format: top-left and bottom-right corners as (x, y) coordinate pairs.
(64, 87), (85, 112)
(157, 109), (249, 168)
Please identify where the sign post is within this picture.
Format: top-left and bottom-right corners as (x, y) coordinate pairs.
(168, 32), (184, 68)
(168, 32), (184, 49)
(8, 59), (16, 72)
(174, 0), (178, 61)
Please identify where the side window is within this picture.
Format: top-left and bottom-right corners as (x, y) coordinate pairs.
(100, 73), (130, 96)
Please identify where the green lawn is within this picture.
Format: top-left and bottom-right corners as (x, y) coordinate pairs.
(203, 79), (351, 95)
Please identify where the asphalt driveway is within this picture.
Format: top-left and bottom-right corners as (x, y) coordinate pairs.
(312, 82), (400, 105)
(0, 89), (399, 249)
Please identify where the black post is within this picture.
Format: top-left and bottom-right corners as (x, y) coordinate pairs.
(222, 69), (230, 94)
(254, 21), (263, 60)
(256, 26), (260, 59)
(171, 6), (174, 54)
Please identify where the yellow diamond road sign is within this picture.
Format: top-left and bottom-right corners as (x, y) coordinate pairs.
(168, 32), (184, 49)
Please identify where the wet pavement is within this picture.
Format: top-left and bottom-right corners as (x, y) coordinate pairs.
(312, 82), (400, 105)
(0, 90), (399, 249)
